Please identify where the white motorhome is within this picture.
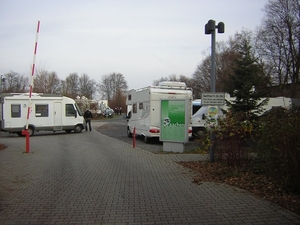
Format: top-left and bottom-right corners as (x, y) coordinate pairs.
(191, 95), (300, 138)
(126, 81), (193, 143)
(0, 93), (85, 136)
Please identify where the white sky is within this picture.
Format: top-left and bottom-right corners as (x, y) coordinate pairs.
(0, 0), (268, 90)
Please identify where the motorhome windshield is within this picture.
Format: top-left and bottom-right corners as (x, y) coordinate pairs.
(192, 106), (208, 118)
(75, 103), (83, 116)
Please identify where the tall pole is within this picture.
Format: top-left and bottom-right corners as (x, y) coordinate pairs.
(26, 20), (40, 129)
(205, 19), (225, 162)
(209, 26), (216, 163)
(23, 20), (40, 154)
(211, 30), (216, 92)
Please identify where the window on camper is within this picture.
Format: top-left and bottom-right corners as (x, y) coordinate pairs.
(133, 104), (137, 113)
(11, 104), (21, 118)
(66, 104), (76, 117)
(35, 104), (49, 117)
(139, 103), (143, 109)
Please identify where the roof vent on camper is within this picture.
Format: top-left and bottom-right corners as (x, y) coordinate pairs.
(158, 81), (186, 89)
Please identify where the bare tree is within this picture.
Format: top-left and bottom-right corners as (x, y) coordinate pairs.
(99, 74), (113, 100)
(256, 0), (300, 87)
(2, 71), (29, 93)
(152, 74), (192, 87)
(192, 30), (267, 99)
(192, 57), (211, 98)
(79, 73), (96, 99)
(99, 72), (128, 101)
(33, 70), (61, 94)
(65, 73), (80, 99)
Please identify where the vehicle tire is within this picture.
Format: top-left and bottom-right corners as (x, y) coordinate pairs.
(194, 128), (206, 139)
(127, 128), (132, 138)
(74, 125), (83, 133)
(28, 127), (35, 136)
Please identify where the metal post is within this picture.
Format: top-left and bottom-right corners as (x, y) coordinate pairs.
(211, 30), (216, 93)
(209, 29), (216, 163)
(205, 19), (225, 163)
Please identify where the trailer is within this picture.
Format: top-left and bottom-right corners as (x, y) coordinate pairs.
(126, 81), (193, 143)
(0, 93), (85, 136)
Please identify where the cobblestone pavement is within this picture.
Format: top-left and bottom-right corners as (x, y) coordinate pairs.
(0, 122), (300, 225)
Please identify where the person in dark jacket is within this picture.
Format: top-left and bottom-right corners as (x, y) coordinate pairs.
(84, 109), (93, 132)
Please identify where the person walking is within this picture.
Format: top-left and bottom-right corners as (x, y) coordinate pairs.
(84, 109), (93, 132)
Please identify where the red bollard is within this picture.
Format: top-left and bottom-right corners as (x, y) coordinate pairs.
(133, 127), (136, 148)
(22, 129), (30, 153)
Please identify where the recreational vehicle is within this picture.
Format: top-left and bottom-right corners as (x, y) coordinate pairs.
(0, 93), (85, 136)
(126, 81), (193, 143)
(191, 95), (300, 138)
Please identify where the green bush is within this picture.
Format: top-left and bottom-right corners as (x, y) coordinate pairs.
(256, 107), (300, 193)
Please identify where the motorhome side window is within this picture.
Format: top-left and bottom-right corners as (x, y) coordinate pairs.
(66, 104), (76, 116)
(35, 104), (49, 117)
(11, 104), (21, 118)
(133, 104), (137, 113)
(139, 103), (143, 109)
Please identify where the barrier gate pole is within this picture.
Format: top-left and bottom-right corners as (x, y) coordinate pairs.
(23, 21), (40, 153)
(133, 127), (136, 148)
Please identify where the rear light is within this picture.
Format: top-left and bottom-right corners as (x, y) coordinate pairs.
(149, 128), (160, 133)
(188, 128), (192, 133)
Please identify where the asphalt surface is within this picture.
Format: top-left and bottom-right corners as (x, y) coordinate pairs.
(96, 116), (201, 153)
(0, 116), (300, 225)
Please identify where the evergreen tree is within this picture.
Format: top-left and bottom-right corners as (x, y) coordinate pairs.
(228, 39), (269, 119)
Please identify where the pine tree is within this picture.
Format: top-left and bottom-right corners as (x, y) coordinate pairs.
(228, 39), (269, 119)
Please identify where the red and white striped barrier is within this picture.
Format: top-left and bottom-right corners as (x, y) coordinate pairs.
(23, 21), (40, 153)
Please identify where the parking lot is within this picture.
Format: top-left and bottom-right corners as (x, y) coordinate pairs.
(96, 116), (201, 153)
(0, 117), (300, 224)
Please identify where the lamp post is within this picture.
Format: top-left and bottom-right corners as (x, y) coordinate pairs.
(205, 19), (225, 162)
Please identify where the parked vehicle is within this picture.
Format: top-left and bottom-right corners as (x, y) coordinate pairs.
(126, 81), (193, 143)
(191, 95), (300, 138)
(0, 93), (85, 136)
(192, 99), (202, 114)
(103, 107), (114, 117)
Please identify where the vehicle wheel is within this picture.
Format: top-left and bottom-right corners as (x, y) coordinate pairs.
(144, 136), (151, 143)
(74, 125), (83, 133)
(65, 130), (72, 133)
(127, 128), (132, 138)
(28, 127), (35, 136)
(194, 128), (206, 139)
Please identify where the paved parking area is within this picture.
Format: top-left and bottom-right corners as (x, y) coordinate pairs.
(0, 123), (300, 225)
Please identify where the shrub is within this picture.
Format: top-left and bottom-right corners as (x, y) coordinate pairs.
(256, 107), (300, 193)
(206, 111), (255, 167)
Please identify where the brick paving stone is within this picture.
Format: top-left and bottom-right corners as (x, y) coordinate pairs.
(0, 129), (300, 225)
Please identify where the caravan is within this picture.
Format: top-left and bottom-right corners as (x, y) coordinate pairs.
(191, 95), (300, 138)
(126, 82), (193, 143)
(0, 93), (85, 136)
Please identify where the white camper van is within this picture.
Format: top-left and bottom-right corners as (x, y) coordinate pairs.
(0, 93), (85, 136)
(126, 81), (193, 143)
(191, 95), (300, 138)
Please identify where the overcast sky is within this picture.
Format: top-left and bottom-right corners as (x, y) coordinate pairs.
(0, 0), (268, 91)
